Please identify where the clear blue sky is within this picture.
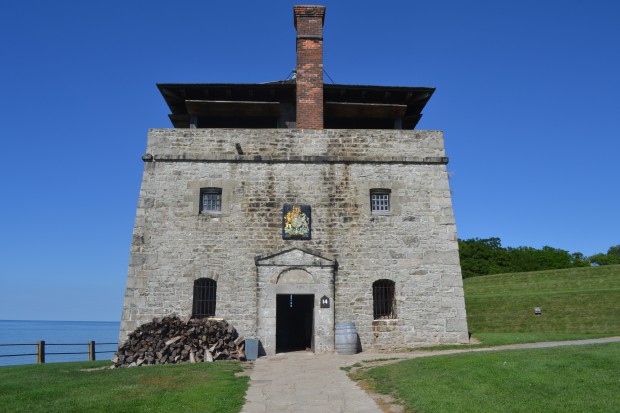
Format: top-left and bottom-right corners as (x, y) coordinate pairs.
(1, 1), (618, 321)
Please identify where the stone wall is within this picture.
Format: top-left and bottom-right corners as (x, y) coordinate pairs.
(120, 128), (469, 350)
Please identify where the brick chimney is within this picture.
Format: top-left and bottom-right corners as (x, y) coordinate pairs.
(294, 5), (325, 130)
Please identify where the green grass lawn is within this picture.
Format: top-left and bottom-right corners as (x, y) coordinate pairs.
(353, 342), (620, 413)
(464, 264), (620, 335)
(0, 360), (249, 413)
(353, 265), (620, 411)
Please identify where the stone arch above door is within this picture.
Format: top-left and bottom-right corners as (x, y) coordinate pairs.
(273, 268), (315, 284)
(255, 247), (336, 268)
(255, 248), (336, 356)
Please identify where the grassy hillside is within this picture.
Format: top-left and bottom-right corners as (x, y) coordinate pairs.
(464, 264), (620, 334)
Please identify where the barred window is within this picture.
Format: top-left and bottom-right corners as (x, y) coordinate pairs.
(370, 189), (391, 213)
(200, 188), (222, 213)
(373, 279), (396, 319)
(192, 278), (216, 318)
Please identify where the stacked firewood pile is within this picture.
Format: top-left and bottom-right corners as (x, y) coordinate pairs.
(112, 316), (245, 367)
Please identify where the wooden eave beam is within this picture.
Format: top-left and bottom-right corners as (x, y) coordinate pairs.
(185, 100), (281, 117)
(169, 114), (190, 128)
(403, 114), (422, 130)
(325, 102), (407, 119)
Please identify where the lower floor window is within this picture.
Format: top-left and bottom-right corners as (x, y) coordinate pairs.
(193, 278), (216, 318)
(373, 279), (396, 319)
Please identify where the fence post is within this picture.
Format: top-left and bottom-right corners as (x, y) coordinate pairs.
(88, 341), (96, 361)
(37, 341), (45, 364)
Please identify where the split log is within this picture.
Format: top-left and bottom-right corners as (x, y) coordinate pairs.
(113, 316), (246, 367)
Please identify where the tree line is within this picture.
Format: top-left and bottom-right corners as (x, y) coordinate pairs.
(458, 238), (620, 278)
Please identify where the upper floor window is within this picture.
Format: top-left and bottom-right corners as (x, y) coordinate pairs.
(370, 189), (391, 213)
(200, 188), (222, 213)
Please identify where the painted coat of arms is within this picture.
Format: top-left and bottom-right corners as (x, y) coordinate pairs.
(282, 204), (311, 240)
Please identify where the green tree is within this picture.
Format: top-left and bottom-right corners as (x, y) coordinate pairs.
(458, 237), (510, 278)
(608, 245), (620, 258)
(570, 252), (591, 267)
(505, 245), (574, 272)
(458, 237), (594, 277)
(589, 245), (620, 265)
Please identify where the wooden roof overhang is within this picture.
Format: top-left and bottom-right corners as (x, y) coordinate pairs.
(157, 82), (434, 129)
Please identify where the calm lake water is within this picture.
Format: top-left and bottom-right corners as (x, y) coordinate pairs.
(0, 320), (120, 366)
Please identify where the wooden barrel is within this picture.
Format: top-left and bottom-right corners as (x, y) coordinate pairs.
(335, 322), (358, 355)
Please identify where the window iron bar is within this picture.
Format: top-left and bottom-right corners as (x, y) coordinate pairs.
(193, 278), (217, 318)
(200, 188), (222, 213)
(373, 280), (396, 319)
(371, 193), (390, 212)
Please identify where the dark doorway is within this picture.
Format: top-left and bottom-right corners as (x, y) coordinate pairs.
(276, 294), (314, 353)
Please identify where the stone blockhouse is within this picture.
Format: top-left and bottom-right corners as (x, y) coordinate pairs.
(120, 5), (469, 355)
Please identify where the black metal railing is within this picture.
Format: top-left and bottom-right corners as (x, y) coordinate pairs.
(0, 341), (117, 364)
